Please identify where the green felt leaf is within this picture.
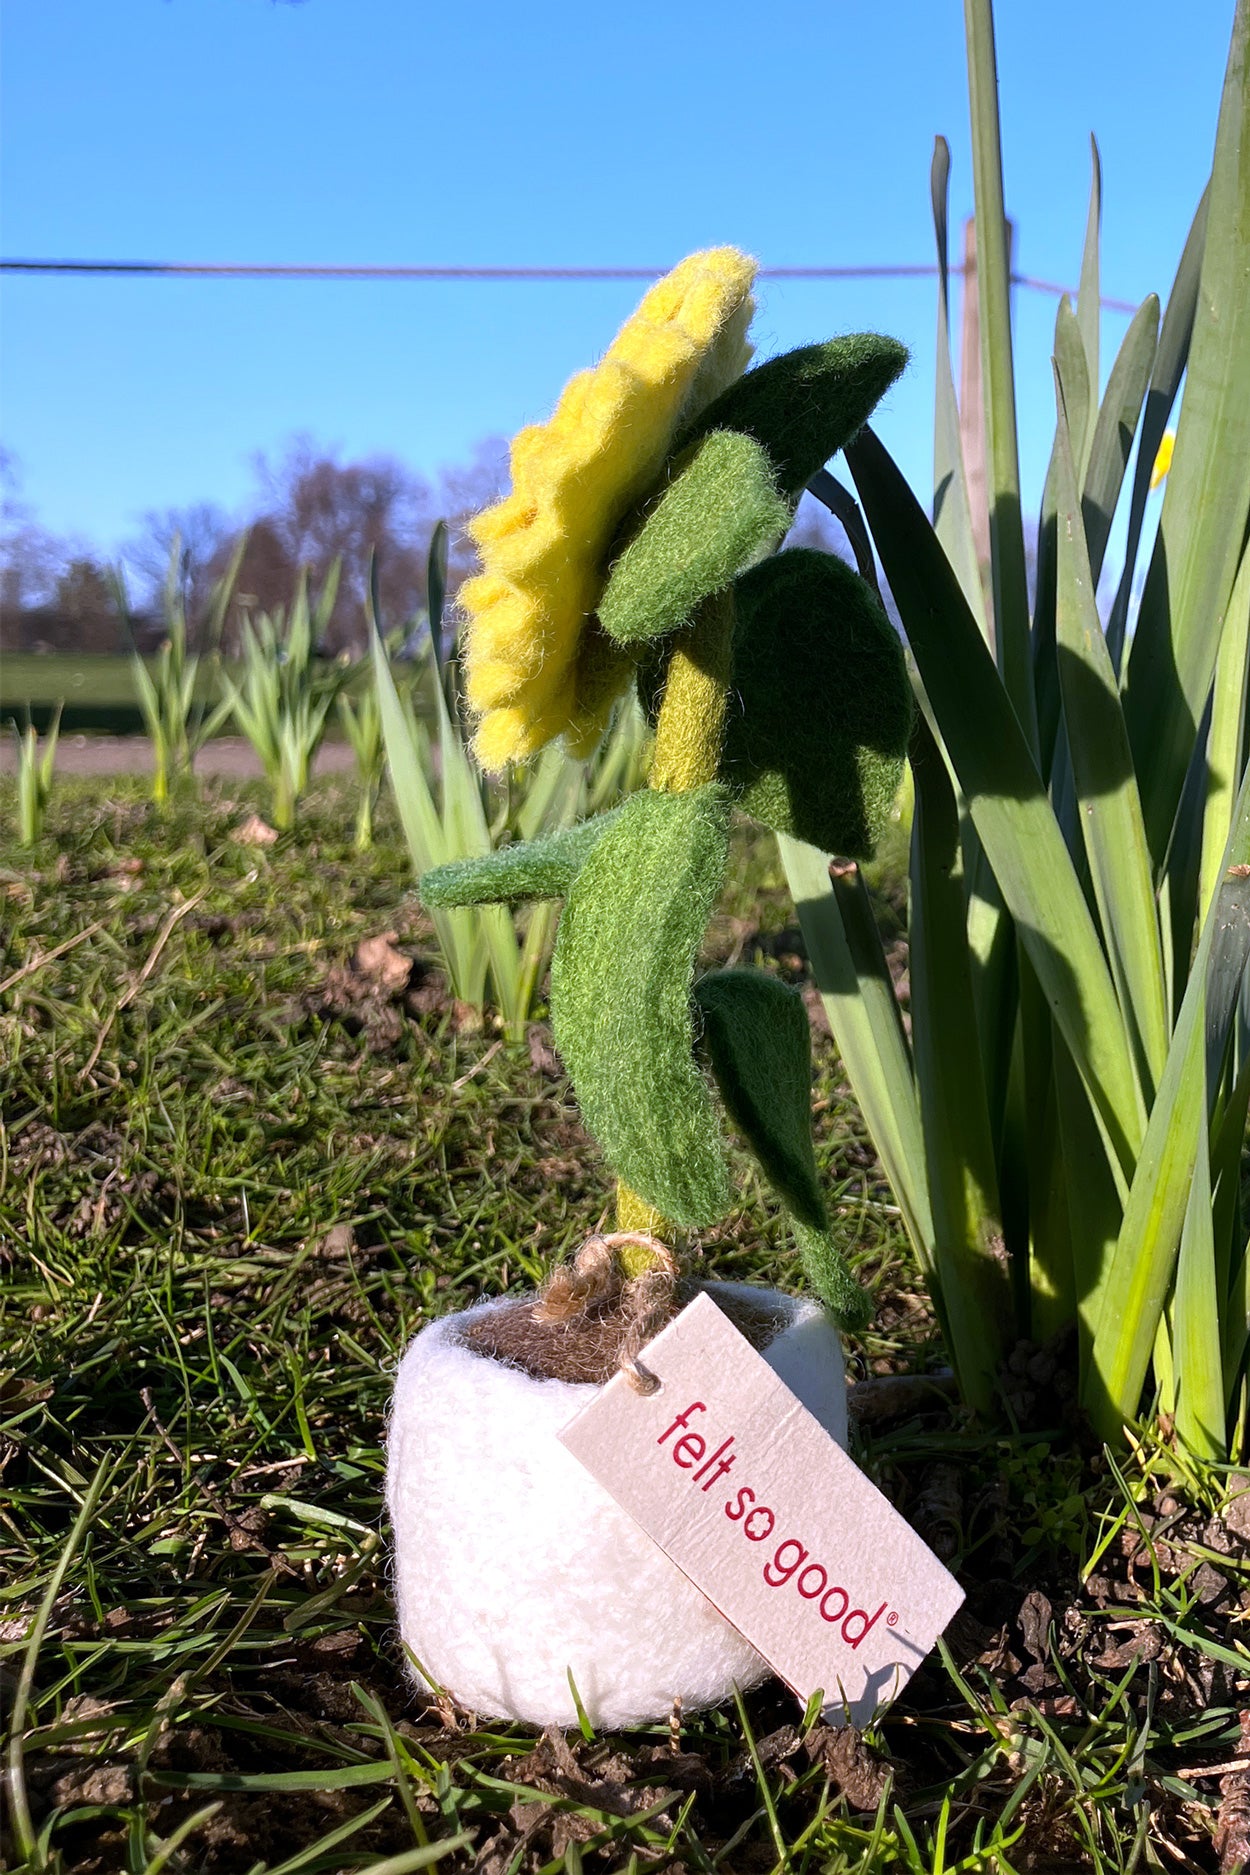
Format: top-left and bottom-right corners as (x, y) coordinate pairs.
(420, 808), (624, 908)
(550, 784), (733, 1226)
(677, 335), (908, 497)
(791, 1220), (872, 1332)
(597, 430), (790, 647)
(693, 968), (826, 1231)
(721, 549), (912, 858)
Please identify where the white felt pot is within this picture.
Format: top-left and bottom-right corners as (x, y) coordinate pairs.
(386, 1283), (847, 1730)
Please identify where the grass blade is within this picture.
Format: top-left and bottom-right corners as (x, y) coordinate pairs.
(908, 712), (1010, 1404)
(6, 1460), (111, 1870)
(426, 518), (450, 705)
(847, 424), (1144, 1178)
(1032, 295), (1091, 781)
(1076, 135), (1102, 472)
(1052, 362), (1169, 1101)
(1054, 298), (1091, 476)
(371, 626), (476, 995)
(1172, 1125), (1224, 1457)
(963, 0), (1036, 752)
(930, 134), (988, 636)
(1106, 187), (1208, 672)
(1053, 1034), (1124, 1380)
(1123, 0), (1250, 862)
(1081, 294), (1159, 586)
(1089, 765), (1250, 1438)
(1198, 537), (1250, 920)
(781, 835), (935, 1273)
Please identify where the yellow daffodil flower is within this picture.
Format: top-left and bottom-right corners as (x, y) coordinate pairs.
(1150, 429), (1175, 490)
(459, 247), (757, 770)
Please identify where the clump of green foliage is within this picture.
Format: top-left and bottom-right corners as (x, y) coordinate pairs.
(221, 565), (352, 831)
(787, 0), (1250, 1453)
(11, 706), (61, 847)
(122, 538), (241, 806)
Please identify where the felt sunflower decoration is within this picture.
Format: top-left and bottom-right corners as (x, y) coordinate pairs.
(432, 250), (913, 1304)
(386, 252), (917, 1730)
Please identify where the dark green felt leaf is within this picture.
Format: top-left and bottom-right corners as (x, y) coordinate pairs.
(550, 784), (733, 1226)
(721, 549), (913, 858)
(597, 430), (791, 647)
(678, 335), (909, 496)
(420, 809), (623, 908)
(693, 968), (826, 1231)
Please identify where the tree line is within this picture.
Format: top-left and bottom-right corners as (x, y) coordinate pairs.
(0, 437), (508, 657)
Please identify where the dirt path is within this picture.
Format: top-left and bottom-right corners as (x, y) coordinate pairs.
(0, 735), (358, 778)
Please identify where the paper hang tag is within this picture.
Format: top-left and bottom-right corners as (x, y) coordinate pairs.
(559, 1292), (964, 1729)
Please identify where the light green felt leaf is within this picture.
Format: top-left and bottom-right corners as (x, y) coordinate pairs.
(693, 968), (826, 1230)
(721, 550), (912, 858)
(597, 431), (790, 648)
(677, 335), (909, 497)
(420, 808), (624, 908)
(791, 1220), (872, 1332)
(550, 785), (733, 1226)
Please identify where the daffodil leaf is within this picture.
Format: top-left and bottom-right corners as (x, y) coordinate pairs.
(551, 784), (733, 1226)
(678, 335), (909, 497)
(597, 430), (790, 647)
(721, 550), (913, 858)
(693, 968), (827, 1230)
(420, 807), (625, 908)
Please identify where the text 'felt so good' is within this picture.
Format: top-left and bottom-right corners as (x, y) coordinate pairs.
(559, 1292), (964, 1727)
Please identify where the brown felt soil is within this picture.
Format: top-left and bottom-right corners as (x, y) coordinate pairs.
(456, 1281), (790, 1383)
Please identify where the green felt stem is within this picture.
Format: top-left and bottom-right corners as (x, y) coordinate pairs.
(650, 589), (736, 794)
(551, 785), (733, 1227)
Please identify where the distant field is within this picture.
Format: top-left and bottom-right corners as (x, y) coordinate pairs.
(0, 651), (373, 735)
(1, 653), (162, 733)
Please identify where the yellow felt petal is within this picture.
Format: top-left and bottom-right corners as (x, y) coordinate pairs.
(462, 246), (757, 768)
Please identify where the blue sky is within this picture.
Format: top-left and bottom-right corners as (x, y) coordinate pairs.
(0, 0), (1236, 561)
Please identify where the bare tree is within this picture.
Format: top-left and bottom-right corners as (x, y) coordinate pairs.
(0, 434), (516, 657)
(122, 501), (236, 634)
(246, 437), (432, 650)
(1, 449), (66, 614)
(0, 451), (116, 648)
(436, 435), (509, 605)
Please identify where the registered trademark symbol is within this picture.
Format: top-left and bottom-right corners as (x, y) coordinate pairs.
(886, 1610), (899, 1626)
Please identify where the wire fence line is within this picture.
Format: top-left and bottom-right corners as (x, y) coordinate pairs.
(0, 256), (1139, 313)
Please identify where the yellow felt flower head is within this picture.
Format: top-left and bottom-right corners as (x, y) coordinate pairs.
(459, 247), (758, 770)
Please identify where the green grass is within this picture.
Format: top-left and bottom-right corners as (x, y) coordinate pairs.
(1, 778), (1244, 1873)
(0, 656), (377, 737)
